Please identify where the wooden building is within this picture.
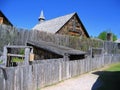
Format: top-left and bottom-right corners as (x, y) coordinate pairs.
(115, 39), (120, 49)
(33, 11), (89, 38)
(27, 40), (86, 60)
(0, 10), (13, 26)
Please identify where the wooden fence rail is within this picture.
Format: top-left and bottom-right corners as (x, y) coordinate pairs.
(0, 54), (120, 90)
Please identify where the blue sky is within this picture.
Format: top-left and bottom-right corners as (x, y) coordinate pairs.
(0, 0), (120, 38)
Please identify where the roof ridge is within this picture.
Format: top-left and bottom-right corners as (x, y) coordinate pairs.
(36, 12), (76, 25)
(47, 12), (76, 21)
(32, 12), (76, 33)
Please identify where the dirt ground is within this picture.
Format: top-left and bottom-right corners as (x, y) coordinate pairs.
(41, 71), (99, 90)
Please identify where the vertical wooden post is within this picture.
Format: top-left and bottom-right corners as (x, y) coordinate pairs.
(91, 47), (93, 58)
(59, 61), (61, 81)
(66, 60), (70, 79)
(63, 53), (69, 61)
(64, 53), (70, 79)
(24, 48), (30, 65)
(3, 46), (7, 67)
(102, 48), (104, 66)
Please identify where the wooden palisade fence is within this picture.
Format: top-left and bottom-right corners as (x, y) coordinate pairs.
(0, 54), (120, 90)
(0, 24), (120, 90)
(1, 24), (119, 54)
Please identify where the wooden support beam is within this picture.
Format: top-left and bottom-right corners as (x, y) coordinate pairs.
(7, 53), (25, 58)
(5, 46), (32, 49)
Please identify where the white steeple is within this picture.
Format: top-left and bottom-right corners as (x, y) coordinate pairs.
(38, 10), (45, 23)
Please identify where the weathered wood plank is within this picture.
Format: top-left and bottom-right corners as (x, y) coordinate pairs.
(0, 55), (120, 90)
(5, 46), (32, 49)
(7, 53), (25, 58)
(0, 69), (5, 90)
(24, 48), (30, 65)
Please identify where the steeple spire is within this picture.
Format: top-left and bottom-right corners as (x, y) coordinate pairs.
(38, 10), (45, 23)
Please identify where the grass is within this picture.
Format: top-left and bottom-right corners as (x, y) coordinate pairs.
(12, 57), (24, 62)
(105, 63), (120, 71)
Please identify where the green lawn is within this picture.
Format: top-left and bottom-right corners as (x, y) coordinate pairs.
(105, 63), (120, 71)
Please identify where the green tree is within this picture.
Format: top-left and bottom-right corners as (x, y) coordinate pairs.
(113, 34), (117, 41)
(98, 31), (117, 41)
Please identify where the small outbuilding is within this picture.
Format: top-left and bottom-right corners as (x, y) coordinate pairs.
(27, 40), (86, 60)
(115, 39), (120, 49)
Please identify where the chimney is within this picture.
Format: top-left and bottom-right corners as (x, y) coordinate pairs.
(38, 10), (45, 23)
(106, 32), (113, 41)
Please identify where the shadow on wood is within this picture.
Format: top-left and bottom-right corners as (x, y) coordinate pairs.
(92, 71), (120, 90)
(0, 67), (7, 80)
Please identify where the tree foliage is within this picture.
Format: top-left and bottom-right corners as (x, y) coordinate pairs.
(113, 34), (117, 41)
(98, 31), (106, 41)
(98, 31), (117, 41)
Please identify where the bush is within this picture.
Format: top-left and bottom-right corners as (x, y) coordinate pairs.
(12, 57), (24, 62)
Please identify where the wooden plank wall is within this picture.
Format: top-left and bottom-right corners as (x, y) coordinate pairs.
(0, 24), (119, 55)
(0, 55), (120, 90)
(0, 24), (104, 52)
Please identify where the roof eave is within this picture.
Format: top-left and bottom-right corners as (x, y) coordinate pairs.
(55, 13), (76, 34)
(75, 13), (90, 38)
(0, 10), (13, 26)
(27, 40), (65, 56)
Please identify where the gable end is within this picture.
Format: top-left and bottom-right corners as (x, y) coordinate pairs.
(56, 13), (90, 38)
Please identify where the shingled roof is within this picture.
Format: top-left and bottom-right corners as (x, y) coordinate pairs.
(33, 12), (76, 33)
(27, 40), (86, 56)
